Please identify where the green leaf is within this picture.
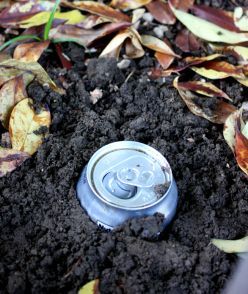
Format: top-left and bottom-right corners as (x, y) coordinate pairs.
(43, 0), (61, 41)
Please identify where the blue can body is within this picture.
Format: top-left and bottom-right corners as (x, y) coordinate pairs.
(76, 141), (178, 229)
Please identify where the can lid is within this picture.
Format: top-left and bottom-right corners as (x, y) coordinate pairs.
(87, 141), (172, 209)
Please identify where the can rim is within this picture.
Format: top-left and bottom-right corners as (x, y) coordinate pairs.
(87, 141), (174, 211)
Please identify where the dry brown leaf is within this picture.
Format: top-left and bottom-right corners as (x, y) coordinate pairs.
(49, 22), (130, 48)
(170, 0), (194, 11)
(140, 34), (179, 56)
(176, 80), (232, 101)
(0, 0), (55, 27)
(173, 77), (236, 124)
(100, 28), (144, 59)
(224, 104), (248, 175)
(61, 0), (130, 22)
(146, 0), (175, 24)
(155, 52), (174, 69)
(235, 120), (248, 175)
(110, 0), (151, 10)
(175, 29), (201, 52)
(191, 5), (239, 32)
(0, 58), (64, 94)
(13, 41), (50, 62)
(191, 61), (245, 80)
(0, 147), (30, 177)
(9, 98), (51, 155)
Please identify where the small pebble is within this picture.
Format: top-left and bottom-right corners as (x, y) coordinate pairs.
(153, 26), (164, 39)
(117, 59), (131, 69)
(142, 12), (153, 22)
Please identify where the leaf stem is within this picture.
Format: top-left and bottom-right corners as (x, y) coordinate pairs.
(43, 0), (61, 41)
(0, 35), (41, 52)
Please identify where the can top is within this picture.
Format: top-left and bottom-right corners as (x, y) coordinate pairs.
(87, 141), (173, 210)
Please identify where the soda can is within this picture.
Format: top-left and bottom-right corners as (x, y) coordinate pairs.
(77, 141), (178, 229)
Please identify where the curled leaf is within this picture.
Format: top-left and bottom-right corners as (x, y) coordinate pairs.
(173, 77), (236, 124)
(9, 98), (51, 155)
(100, 29), (144, 59)
(223, 104), (248, 175)
(212, 236), (248, 253)
(0, 148), (30, 177)
(170, 4), (248, 44)
(78, 279), (99, 294)
(140, 34), (179, 57)
(0, 58), (64, 94)
(155, 52), (174, 70)
(0, 75), (31, 129)
(13, 41), (50, 62)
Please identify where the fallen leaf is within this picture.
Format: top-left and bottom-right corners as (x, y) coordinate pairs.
(170, 0), (194, 11)
(211, 45), (248, 65)
(0, 0), (55, 27)
(223, 104), (248, 175)
(191, 61), (245, 80)
(50, 22), (130, 48)
(140, 34), (179, 56)
(0, 147), (30, 177)
(173, 77), (236, 124)
(54, 43), (72, 69)
(110, 0), (151, 10)
(235, 119), (248, 175)
(9, 98), (51, 155)
(191, 5), (239, 32)
(175, 29), (201, 52)
(146, 0), (175, 24)
(176, 80), (232, 101)
(0, 75), (31, 128)
(13, 41), (50, 62)
(78, 279), (99, 294)
(0, 58), (64, 94)
(155, 52), (174, 69)
(149, 53), (222, 77)
(212, 236), (248, 253)
(18, 10), (86, 28)
(170, 4), (248, 44)
(234, 7), (248, 32)
(61, 0), (130, 22)
(100, 28), (144, 59)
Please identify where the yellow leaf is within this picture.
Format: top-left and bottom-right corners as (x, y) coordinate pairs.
(212, 236), (248, 253)
(170, 4), (248, 44)
(19, 10), (86, 28)
(78, 279), (99, 294)
(9, 98), (51, 155)
(234, 7), (248, 32)
(0, 58), (64, 94)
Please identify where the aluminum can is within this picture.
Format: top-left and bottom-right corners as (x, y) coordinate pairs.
(77, 141), (178, 229)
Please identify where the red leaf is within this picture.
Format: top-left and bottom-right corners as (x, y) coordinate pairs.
(170, 0), (194, 11)
(191, 5), (240, 32)
(146, 0), (175, 24)
(54, 44), (72, 70)
(175, 29), (201, 52)
(155, 52), (174, 69)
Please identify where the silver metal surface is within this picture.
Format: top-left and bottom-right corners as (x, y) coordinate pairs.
(77, 141), (178, 229)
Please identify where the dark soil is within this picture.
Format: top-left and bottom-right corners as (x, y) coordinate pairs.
(1, 1), (248, 292)
(0, 54), (247, 293)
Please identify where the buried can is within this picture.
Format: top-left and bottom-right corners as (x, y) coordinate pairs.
(77, 141), (178, 229)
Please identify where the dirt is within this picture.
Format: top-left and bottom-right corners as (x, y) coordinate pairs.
(1, 1), (248, 292)
(0, 53), (247, 293)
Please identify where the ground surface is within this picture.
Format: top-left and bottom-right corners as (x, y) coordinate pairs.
(1, 1), (248, 293)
